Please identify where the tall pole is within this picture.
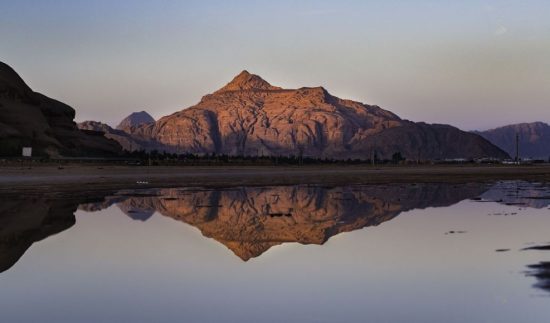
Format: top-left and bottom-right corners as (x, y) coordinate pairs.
(515, 132), (519, 163)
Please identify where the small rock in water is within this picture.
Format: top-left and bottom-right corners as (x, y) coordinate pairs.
(445, 230), (467, 235)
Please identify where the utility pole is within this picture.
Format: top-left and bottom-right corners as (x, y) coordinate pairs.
(515, 132), (519, 164)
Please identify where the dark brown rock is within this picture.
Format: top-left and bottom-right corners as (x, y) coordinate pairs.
(0, 62), (122, 157)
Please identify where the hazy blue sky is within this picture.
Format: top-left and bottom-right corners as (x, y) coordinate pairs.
(1, 0), (549, 130)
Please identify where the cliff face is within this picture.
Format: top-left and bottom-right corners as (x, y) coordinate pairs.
(127, 71), (508, 159)
(475, 122), (550, 159)
(0, 62), (122, 157)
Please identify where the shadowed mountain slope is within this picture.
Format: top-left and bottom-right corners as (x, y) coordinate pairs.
(475, 122), (550, 159)
(0, 62), (122, 157)
(116, 111), (155, 132)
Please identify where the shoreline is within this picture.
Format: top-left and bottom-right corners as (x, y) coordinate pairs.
(1, 164), (549, 197)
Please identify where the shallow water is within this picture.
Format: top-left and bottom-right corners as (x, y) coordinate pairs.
(0, 181), (549, 323)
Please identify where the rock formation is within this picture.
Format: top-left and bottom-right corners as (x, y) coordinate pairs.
(125, 71), (508, 160)
(0, 61), (122, 157)
(77, 120), (154, 152)
(475, 122), (550, 159)
(116, 111), (155, 132)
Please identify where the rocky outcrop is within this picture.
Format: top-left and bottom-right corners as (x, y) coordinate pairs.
(77, 120), (154, 152)
(127, 71), (508, 160)
(0, 62), (122, 157)
(116, 111), (155, 132)
(475, 122), (550, 159)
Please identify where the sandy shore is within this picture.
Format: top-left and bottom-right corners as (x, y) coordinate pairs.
(1, 164), (549, 196)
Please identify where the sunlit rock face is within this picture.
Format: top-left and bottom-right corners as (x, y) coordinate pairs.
(106, 184), (487, 260)
(126, 71), (508, 160)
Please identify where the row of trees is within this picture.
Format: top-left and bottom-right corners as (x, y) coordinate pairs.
(123, 149), (407, 165)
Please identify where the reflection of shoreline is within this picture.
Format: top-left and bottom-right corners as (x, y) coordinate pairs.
(479, 181), (550, 209)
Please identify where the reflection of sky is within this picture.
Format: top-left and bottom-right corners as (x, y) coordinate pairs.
(1, 200), (550, 322)
(2, 1), (550, 129)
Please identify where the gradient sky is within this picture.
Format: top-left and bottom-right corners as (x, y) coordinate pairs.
(1, 0), (549, 130)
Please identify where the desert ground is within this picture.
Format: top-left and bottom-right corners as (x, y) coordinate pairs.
(1, 164), (549, 197)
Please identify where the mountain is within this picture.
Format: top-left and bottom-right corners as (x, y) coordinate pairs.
(116, 111), (155, 132)
(475, 122), (550, 159)
(77, 120), (154, 152)
(0, 62), (122, 157)
(126, 71), (508, 160)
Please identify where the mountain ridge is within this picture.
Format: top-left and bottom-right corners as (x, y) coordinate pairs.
(475, 122), (550, 159)
(121, 71), (508, 160)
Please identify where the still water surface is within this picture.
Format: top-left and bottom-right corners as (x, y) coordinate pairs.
(0, 181), (549, 322)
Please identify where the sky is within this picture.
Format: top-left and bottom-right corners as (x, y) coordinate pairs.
(1, 0), (549, 130)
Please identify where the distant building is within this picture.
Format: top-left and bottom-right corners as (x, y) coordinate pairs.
(22, 147), (32, 157)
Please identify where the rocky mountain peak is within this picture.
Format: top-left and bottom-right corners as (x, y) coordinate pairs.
(111, 70), (509, 160)
(0, 62), (33, 96)
(116, 111), (155, 131)
(215, 70), (281, 93)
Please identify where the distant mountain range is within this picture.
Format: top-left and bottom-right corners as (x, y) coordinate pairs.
(474, 122), (550, 159)
(89, 71), (508, 160)
(0, 62), (121, 157)
(77, 120), (154, 152)
(0, 61), (520, 159)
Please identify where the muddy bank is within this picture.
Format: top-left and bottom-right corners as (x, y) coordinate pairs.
(0, 164), (549, 197)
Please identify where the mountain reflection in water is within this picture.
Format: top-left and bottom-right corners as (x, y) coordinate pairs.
(80, 183), (488, 260)
(1, 181), (550, 293)
(1, 183), (487, 272)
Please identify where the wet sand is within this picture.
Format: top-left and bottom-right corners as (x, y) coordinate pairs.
(1, 164), (549, 196)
